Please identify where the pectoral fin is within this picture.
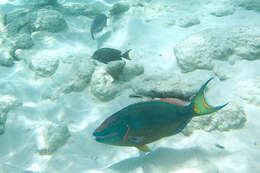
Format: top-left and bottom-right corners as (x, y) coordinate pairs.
(136, 145), (150, 152)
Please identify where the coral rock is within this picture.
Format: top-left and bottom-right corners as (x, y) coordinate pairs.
(176, 16), (200, 28)
(36, 124), (71, 155)
(182, 103), (247, 136)
(0, 95), (22, 135)
(90, 68), (122, 101)
(30, 55), (59, 77)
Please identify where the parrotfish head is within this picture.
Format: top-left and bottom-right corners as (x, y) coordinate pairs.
(93, 115), (128, 146)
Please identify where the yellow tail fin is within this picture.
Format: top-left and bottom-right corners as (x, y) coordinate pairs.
(191, 78), (228, 116)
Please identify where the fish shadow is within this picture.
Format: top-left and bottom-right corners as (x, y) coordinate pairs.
(108, 146), (223, 173)
(96, 31), (112, 49)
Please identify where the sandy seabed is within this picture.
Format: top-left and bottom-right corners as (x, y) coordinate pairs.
(0, 0), (260, 173)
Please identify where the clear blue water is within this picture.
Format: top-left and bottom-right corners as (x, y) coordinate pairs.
(0, 0), (260, 173)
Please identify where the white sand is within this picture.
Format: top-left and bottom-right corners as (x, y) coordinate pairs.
(0, 0), (260, 173)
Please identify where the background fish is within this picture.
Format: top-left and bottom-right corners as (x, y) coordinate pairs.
(90, 13), (107, 40)
(93, 78), (228, 152)
(0, 9), (6, 29)
(92, 48), (131, 64)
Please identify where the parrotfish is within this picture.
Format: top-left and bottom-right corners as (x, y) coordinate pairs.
(92, 48), (131, 64)
(90, 13), (107, 40)
(93, 78), (228, 152)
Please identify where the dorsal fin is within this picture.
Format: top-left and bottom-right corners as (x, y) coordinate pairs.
(159, 98), (189, 106)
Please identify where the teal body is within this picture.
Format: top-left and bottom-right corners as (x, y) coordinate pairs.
(94, 101), (193, 146)
(93, 78), (227, 151)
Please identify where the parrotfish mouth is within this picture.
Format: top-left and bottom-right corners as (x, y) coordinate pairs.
(93, 131), (118, 143)
(93, 117), (129, 145)
(93, 114), (129, 143)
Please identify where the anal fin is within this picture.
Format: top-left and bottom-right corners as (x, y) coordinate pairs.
(136, 145), (151, 152)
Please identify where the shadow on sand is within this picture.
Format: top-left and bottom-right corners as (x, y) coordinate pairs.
(108, 146), (226, 173)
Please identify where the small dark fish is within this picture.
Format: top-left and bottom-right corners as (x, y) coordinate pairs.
(215, 144), (225, 149)
(93, 78), (228, 152)
(0, 9), (6, 26)
(90, 14), (107, 40)
(92, 48), (131, 64)
(129, 94), (144, 98)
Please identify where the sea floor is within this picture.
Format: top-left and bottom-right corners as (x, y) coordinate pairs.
(0, 0), (260, 173)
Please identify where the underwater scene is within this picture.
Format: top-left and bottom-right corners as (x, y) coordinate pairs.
(0, 0), (260, 172)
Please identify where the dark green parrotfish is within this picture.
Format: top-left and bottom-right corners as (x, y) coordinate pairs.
(92, 48), (131, 64)
(90, 13), (107, 40)
(93, 78), (228, 152)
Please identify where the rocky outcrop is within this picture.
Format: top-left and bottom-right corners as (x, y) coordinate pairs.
(210, 7), (235, 17)
(22, 0), (57, 8)
(36, 124), (71, 155)
(176, 16), (200, 28)
(118, 62), (144, 81)
(106, 60), (126, 80)
(110, 2), (130, 16)
(61, 2), (93, 16)
(29, 55), (59, 77)
(31, 9), (67, 33)
(6, 8), (67, 37)
(130, 73), (211, 100)
(174, 29), (232, 73)
(60, 57), (96, 94)
(42, 56), (96, 99)
(13, 34), (33, 50)
(182, 103), (247, 136)
(90, 68), (122, 102)
(91, 61), (143, 101)
(238, 0), (260, 12)
(60, 1), (109, 17)
(5, 8), (33, 37)
(0, 38), (14, 66)
(174, 26), (260, 73)
(0, 95), (22, 135)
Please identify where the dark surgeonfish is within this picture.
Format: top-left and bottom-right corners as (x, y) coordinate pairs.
(93, 78), (228, 152)
(92, 48), (131, 64)
(90, 13), (107, 40)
